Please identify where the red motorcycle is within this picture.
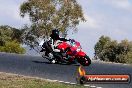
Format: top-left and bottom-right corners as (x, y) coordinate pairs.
(41, 39), (91, 66)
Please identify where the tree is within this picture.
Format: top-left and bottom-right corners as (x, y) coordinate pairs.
(94, 36), (132, 64)
(102, 40), (117, 62)
(126, 51), (132, 64)
(0, 25), (25, 54)
(115, 39), (131, 63)
(0, 25), (23, 44)
(94, 36), (111, 61)
(20, 0), (85, 39)
(0, 25), (13, 46)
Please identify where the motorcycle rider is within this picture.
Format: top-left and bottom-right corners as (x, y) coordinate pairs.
(40, 29), (69, 63)
(50, 29), (68, 42)
(40, 29), (68, 51)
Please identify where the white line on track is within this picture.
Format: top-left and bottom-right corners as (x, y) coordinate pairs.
(70, 83), (76, 85)
(84, 84), (90, 87)
(96, 87), (102, 88)
(90, 86), (96, 87)
(64, 82), (70, 84)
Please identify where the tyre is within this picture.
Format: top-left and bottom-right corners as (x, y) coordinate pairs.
(53, 52), (63, 63)
(79, 55), (91, 66)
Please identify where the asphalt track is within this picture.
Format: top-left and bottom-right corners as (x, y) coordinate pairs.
(0, 52), (132, 88)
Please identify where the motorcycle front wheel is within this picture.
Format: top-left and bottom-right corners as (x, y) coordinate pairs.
(78, 55), (91, 66)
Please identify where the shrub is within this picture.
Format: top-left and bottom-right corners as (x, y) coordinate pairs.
(95, 36), (132, 64)
(0, 40), (25, 54)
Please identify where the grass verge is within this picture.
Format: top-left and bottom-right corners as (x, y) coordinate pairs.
(0, 72), (87, 88)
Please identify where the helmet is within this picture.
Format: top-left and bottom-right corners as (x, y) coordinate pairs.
(51, 29), (60, 40)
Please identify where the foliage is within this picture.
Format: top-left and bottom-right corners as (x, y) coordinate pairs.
(0, 40), (25, 54)
(126, 52), (132, 64)
(0, 25), (23, 44)
(0, 25), (25, 54)
(0, 25), (13, 46)
(94, 36), (132, 64)
(20, 0), (85, 44)
(94, 36), (111, 61)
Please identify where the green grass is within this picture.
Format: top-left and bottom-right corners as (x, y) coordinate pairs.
(0, 72), (87, 88)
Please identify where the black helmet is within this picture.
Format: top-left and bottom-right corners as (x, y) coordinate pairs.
(51, 29), (60, 40)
